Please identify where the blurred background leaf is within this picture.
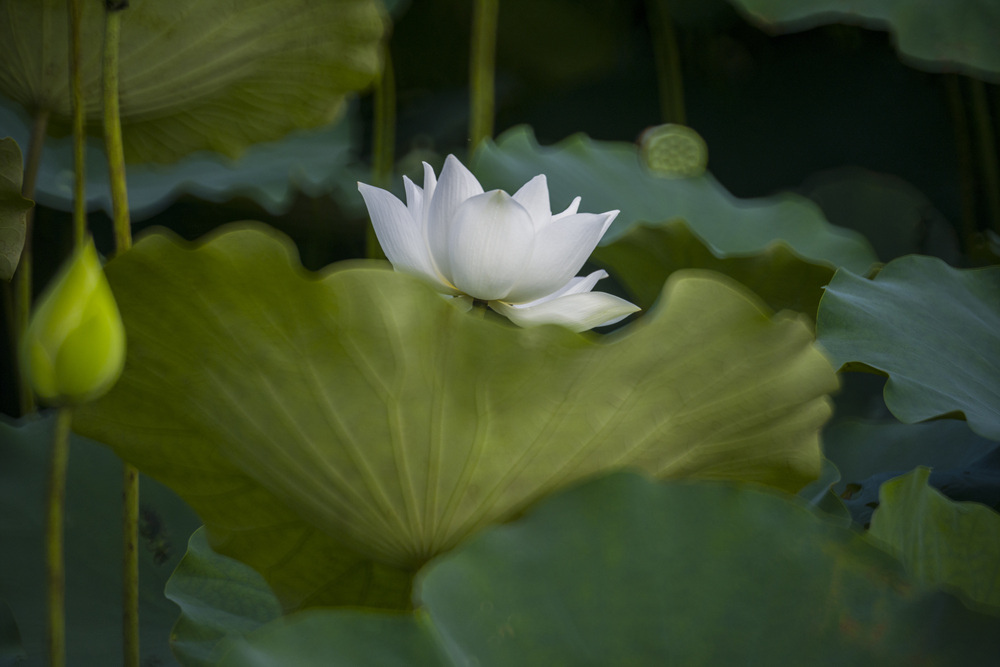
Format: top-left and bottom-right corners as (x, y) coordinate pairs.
(166, 528), (282, 667)
(0, 0), (387, 163)
(0, 413), (201, 666)
(592, 221), (835, 316)
(0, 98), (367, 221)
(799, 167), (962, 264)
(869, 467), (1000, 614)
(473, 126), (877, 274)
(728, 0), (1000, 81)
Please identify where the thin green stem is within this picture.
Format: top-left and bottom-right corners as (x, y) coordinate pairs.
(103, 5), (138, 666)
(46, 407), (72, 667)
(469, 0), (499, 150)
(122, 463), (139, 667)
(103, 4), (131, 254)
(647, 0), (686, 125)
(69, 0), (86, 247)
(13, 108), (49, 415)
(367, 48), (395, 260)
(969, 78), (1000, 235)
(945, 75), (978, 247)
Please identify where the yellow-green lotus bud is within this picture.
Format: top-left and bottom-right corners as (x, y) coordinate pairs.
(20, 238), (126, 405)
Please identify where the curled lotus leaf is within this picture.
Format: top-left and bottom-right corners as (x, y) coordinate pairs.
(0, 0), (386, 163)
(817, 256), (1000, 441)
(74, 224), (837, 608)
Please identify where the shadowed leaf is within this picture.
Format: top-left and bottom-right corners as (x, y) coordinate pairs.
(870, 467), (1000, 614)
(729, 0), (1000, 81)
(0, 137), (32, 280)
(211, 474), (1000, 665)
(817, 256), (1000, 440)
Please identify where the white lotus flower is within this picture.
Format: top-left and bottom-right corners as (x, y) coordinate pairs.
(358, 155), (639, 332)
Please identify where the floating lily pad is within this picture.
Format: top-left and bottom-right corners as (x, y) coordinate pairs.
(0, 0), (385, 163)
(208, 473), (1000, 665)
(592, 219), (834, 315)
(728, 0), (1000, 81)
(0, 413), (201, 665)
(472, 126), (876, 275)
(817, 256), (1000, 440)
(74, 223), (837, 610)
(0, 96), (366, 220)
(0, 137), (33, 280)
(870, 467), (1000, 614)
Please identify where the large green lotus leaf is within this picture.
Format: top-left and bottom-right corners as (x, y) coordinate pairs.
(0, 137), (32, 280)
(728, 0), (1000, 81)
(592, 219), (834, 316)
(166, 527), (282, 666)
(472, 126), (876, 275)
(73, 223), (837, 609)
(0, 95), (365, 220)
(870, 467), (1000, 614)
(209, 473), (1000, 665)
(0, 413), (201, 665)
(0, 0), (385, 163)
(817, 256), (1000, 440)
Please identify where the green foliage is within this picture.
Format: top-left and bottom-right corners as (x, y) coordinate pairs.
(825, 419), (998, 497)
(817, 256), (1000, 440)
(72, 223), (838, 609)
(728, 0), (1000, 80)
(0, 0), (386, 163)
(800, 167), (961, 263)
(180, 473), (1000, 665)
(0, 413), (201, 665)
(0, 137), (32, 281)
(870, 468), (1000, 614)
(472, 126), (877, 272)
(166, 528), (282, 666)
(0, 98), (366, 219)
(592, 220), (835, 315)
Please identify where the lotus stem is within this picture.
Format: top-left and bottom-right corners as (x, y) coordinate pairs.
(103, 3), (131, 254)
(69, 0), (86, 247)
(12, 108), (49, 415)
(647, 0), (686, 125)
(945, 75), (978, 248)
(368, 48), (395, 260)
(102, 5), (139, 666)
(469, 0), (499, 150)
(46, 407), (72, 667)
(969, 78), (1000, 236)
(121, 462), (139, 667)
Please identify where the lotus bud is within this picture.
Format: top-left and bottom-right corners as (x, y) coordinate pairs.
(20, 238), (126, 405)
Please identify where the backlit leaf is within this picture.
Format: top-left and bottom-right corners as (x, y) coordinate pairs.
(74, 224), (837, 609)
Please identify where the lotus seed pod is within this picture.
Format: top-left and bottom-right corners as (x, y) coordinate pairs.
(639, 124), (708, 178)
(21, 238), (126, 406)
